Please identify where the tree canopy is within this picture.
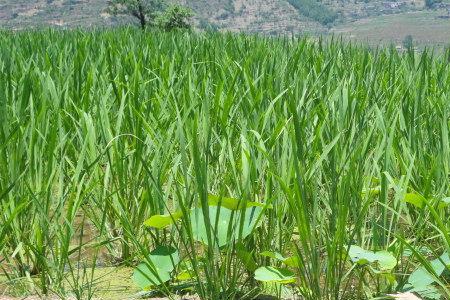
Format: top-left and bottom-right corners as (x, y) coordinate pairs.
(107, 0), (166, 29)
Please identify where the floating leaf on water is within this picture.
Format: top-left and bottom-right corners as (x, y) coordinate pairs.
(254, 266), (296, 284)
(349, 245), (373, 265)
(403, 284), (442, 300)
(374, 251), (398, 271)
(349, 245), (397, 271)
(408, 252), (450, 288)
(132, 245), (180, 289)
(133, 262), (171, 290)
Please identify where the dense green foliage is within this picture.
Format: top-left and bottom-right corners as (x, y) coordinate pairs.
(287, 0), (338, 25)
(156, 4), (194, 31)
(0, 29), (450, 299)
(107, 0), (194, 30)
(107, 0), (166, 29)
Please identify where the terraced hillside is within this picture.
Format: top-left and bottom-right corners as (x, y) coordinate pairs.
(0, 0), (112, 28)
(0, 0), (449, 44)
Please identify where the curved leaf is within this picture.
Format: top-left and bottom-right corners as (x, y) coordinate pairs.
(283, 256), (300, 268)
(349, 245), (397, 271)
(254, 266), (296, 284)
(374, 251), (398, 271)
(143, 211), (183, 229)
(260, 251), (286, 261)
(408, 252), (450, 288)
(260, 251), (299, 267)
(403, 193), (426, 208)
(403, 284), (442, 300)
(132, 245), (180, 289)
(237, 243), (257, 272)
(191, 205), (262, 247)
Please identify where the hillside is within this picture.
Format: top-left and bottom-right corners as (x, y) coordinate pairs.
(1, 0), (450, 46)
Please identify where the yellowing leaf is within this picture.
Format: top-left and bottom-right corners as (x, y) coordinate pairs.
(283, 256), (300, 268)
(176, 271), (193, 281)
(361, 186), (381, 197)
(254, 266), (296, 284)
(143, 211), (183, 229)
(404, 193), (426, 208)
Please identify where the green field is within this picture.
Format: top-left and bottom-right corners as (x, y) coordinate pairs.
(1, 29), (450, 300)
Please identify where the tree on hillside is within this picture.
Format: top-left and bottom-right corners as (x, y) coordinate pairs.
(425, 0), (442, 8)
(156, 4), (194, 31)
(107, 0), (166, 29)
(403, 35), (413, 50)
(287, 0), (338, 26)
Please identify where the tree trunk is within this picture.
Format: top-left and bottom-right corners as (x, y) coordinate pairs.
(137, 2), (146, 30)
(139, 15), (145, 30)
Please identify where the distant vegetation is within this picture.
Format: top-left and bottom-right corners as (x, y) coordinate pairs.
(156, 4), (194, 31)
(287, 0), (338, 25)
(107, 0), (193, 29)
(2, 0), (450, 42)
(425, 0), (443, 8)
(402, 34), (414, 49)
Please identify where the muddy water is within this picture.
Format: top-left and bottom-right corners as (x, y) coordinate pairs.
(71, 212), (111, 266)
(0, 212), (139, 299)
(0, 266), (138, 299)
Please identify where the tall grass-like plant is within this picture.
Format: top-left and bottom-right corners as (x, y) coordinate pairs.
(0, 28), (449, 299)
